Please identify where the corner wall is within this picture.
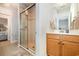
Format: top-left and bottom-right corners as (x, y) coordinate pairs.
(36, 3), (55, 56)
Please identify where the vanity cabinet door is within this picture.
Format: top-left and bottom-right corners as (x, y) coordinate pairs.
(62, 41), (79, 56)
(47, 39), (61, 56)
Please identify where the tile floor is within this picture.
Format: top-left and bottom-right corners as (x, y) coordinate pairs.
(0, 40), (32, 56)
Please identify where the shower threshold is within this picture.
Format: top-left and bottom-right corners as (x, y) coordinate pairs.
(18, 44), (35, 56)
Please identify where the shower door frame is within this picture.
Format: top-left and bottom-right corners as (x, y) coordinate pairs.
(19, 4), (36, 55)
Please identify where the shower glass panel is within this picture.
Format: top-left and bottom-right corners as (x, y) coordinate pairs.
(20, 4), (36, 52)
(20, 12), (28, 48)
(27, 5), (36, 51)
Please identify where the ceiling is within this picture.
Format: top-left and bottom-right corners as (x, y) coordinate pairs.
(0, 3), (18, 9)
(19, 3), (34, 9)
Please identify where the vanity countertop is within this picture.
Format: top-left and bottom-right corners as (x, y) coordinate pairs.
(47, 32), (79, 35)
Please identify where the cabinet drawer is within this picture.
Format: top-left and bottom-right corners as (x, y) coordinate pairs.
(63, 35), (79, 43)
(47, 34), (60, 40)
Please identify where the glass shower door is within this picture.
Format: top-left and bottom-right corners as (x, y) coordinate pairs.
(20, 4), (36, 53)
(20, 12), (28, 48)
(27, 5), (36, 51)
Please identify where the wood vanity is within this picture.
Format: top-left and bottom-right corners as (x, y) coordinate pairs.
(46, 33), (79, 56)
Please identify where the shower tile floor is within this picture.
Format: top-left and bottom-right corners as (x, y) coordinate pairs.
(0, 41), (32, 56)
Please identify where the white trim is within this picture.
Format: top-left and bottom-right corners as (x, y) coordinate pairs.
(18, 4), (21, 45)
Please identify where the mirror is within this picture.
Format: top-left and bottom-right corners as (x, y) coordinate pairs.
(70, 4), (79, 30)
(58, 17), (69, 33)
(70, 16), (79, 30)
(56, 4), (70, 33)
(50, 4), (79, 33)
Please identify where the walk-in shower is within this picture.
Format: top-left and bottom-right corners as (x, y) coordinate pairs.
(20, 4), (36, 55)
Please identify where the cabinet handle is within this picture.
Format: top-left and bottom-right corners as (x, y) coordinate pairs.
(62, 43), (64, 45)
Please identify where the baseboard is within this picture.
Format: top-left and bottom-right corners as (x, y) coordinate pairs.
(10, 39), (18, 43)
